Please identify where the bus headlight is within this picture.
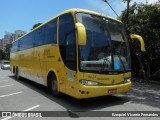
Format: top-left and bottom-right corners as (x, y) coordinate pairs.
(80, 80), (104, 86)
(123, 77), (131, 83)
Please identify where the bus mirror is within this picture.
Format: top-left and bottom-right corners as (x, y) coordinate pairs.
(76, 23), (86, 46)
(130, 34), (145, 52)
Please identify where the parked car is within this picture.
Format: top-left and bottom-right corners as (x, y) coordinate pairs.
(1, 61), (10, 70)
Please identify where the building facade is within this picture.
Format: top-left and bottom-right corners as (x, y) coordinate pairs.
(0, 30), (26, 52)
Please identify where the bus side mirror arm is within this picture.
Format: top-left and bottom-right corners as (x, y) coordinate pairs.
(75, 23), (87, 46)
(130, 34), (145, 52)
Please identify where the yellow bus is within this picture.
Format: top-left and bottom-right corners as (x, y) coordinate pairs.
(10, 8), (145, 99)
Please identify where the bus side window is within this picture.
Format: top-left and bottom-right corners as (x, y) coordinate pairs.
(45, 19), (57, 44)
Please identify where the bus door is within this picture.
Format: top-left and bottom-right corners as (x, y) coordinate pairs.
(58, 13), (77, 96)
(58, 29), (77, 96)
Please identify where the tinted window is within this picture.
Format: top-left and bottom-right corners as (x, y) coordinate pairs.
(59, 14), (75, 46)
(59, 13), (76, 70)
(11, 18), (57, 52)
(44, 19), (57, 44)
(14, 41), (18, 52)
(19, 33), (34, 50)
(66, 32), (76, 70)
(21, 36), (27, 50)
(27, 32), (34, 48)
(34, 26), (44, 46)
(3, 62), (10, 64)
(11, 42), (15, 53)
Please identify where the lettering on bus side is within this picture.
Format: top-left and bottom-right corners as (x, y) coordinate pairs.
(97, 78), (109, 80)
(43, 49), (50, 55)
(88, 75), (109, 80)
(88, 75), (96, 79)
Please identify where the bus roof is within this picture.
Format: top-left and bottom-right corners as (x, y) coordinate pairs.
(13, 8), (122, 43)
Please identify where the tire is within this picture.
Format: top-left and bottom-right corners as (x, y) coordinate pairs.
(15, 68), (20, 80)
(50, 75), (61, 97)
(13, 67), (16, 77)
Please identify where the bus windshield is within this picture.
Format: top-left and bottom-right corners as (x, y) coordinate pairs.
(76, 12), (131, 73)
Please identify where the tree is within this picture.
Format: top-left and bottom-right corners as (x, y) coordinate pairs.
(5, 44), (11, 60)
(0, 49), (5, 60)
(122, 0), (132, 25)
(31, 23), (42, 30)
(121, 2), (160, 79)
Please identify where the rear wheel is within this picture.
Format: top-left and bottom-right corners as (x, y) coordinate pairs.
(50, 75), (61, 97)
(15, 68), (20, 80)
(13, 67), (16, 77)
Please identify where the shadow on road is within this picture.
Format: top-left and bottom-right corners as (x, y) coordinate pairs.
(9, 75), (129, 111)
(120, 80), (160, 109)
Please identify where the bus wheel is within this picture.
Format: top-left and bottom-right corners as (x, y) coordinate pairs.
(15, 68), (20, 80)
(13, 67), (16, 77)
(50, 75), (61, 97)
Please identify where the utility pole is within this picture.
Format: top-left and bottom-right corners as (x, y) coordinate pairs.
(102, 0), (119, 17)
(122, 0), (132, 25)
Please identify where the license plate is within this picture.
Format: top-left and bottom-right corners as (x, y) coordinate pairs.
(108, 89), (117, 94)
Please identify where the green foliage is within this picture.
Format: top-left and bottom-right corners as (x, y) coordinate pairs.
(121, 2), (160, 76)
(122, 0), (132, 3)
(31, 23), (42, 30)
(17, 34), (23, 38)
(122, 2), (160, 54)
(5, 44), (11, 60)
(0, 49), (5, 60)
(122, 0), (132, 24)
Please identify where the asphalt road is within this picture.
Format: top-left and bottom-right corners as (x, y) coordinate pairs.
(0, 68), (160, 120)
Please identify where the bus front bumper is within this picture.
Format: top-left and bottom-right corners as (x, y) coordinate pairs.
(76, 81), (131, 99)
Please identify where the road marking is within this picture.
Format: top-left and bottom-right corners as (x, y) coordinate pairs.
(0, 91), (22, 98)
(24, 105), (40, 111)
(1, 105), (40, 120)
(0, 80), (8, 83)
(0, 84), (14, 88)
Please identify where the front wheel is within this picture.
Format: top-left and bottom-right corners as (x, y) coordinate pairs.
(50, 76), (61, 97)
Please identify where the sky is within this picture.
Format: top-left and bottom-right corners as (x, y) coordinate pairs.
(0, 0), (159, 39)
